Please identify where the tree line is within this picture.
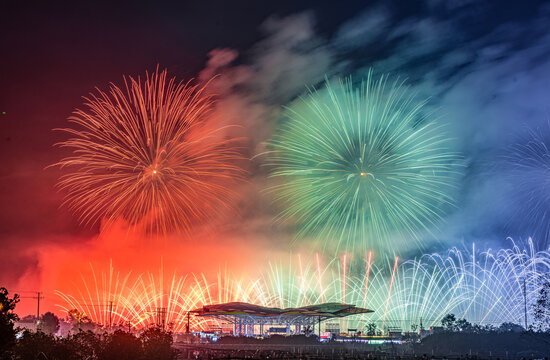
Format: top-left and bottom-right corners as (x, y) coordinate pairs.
(0, 287), (177, 360)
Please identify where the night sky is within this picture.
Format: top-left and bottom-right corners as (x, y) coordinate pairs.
(2, 0), (550, 315)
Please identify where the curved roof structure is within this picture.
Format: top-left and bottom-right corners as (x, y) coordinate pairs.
(191, 302), (373, 318)
(190, 302), (373, 336)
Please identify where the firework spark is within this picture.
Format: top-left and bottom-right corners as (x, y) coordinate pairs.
(267, 71), (461, 252)
(56, 240), (550, 333)
(54, 69), (244, 234)
(250, 239), (550, 331)
(506, 125), (550, 248)
(55, 263), (266, 333)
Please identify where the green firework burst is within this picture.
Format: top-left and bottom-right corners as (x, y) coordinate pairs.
(267, 71), (461, 252)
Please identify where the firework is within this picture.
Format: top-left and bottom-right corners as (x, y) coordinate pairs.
(55, 263), (266, 333)
(54, 69), (244, 234)
(56, 240), (550, 333)
(506, 125), (550, 249)
(267, 71), (461, 252)
(259, 240), (550, 332)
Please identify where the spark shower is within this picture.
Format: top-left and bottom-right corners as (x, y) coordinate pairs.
(56, 240), (549, 332)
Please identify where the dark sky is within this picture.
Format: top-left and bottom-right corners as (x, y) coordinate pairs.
(2, 0), (550, 313)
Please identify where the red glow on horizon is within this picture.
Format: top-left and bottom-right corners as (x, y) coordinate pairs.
(11, 218), (271, 317)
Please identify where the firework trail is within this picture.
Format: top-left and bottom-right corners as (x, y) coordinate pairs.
(54, 69), (244, 234)
(56, 240), (550, 333)
(55, 262), (262, 333)
(261, 240), (550, 331)
(506, 125), (550, 249)
(267, 71), (461, 252)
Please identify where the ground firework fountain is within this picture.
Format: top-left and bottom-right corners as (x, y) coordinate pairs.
(56, 239), (550, 333)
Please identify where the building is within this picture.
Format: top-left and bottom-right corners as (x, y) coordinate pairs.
(190, 302), (373, 336)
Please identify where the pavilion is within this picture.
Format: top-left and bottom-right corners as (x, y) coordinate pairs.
(190, 302), (373, 336)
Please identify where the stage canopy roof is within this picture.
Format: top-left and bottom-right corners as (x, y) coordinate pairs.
(191, 302), (372, 319)
(190, 302), (373, 335)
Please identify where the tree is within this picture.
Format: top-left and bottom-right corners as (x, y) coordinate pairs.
(533, 277), (550, 331)
(0, 287), (20, 357)
(441, 313), (456, 331)
(141, 327), (177, 360)
(100, 330), (142, 360)
(366, 321), (377, 336)
(456, 318), (472, 332)
(66, 331), (102, 360)
(441, 314), (473, 332)
(41, 312), (60, 335)
(499, 322), (524, 333)
(67, 309), (96, 333)
(19, 315), (37, 323)
(10, 324), (183, 360)
(14, 330), (75, 360)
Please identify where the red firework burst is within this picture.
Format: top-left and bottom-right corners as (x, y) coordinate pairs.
(54, 69), (244, 234)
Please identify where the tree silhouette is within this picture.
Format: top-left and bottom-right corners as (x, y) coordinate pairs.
(67, 308), (96, 333)
(41, 312), (60, 335)
(533, 277), (550, 331)
(498, 322), (524, 333)
(100, 330), (142, 360)
(141, 327), (177, 360)
(441, 313), (457, 331)
(366, 321), (377, 336)
(0, 287), (20, 357)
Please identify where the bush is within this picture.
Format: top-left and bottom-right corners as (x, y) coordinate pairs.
(100, 330), (143, 360)
(141, 327), (177, 360)
(15, 330), (78, 360)
(41, 312), (60, 335)
(12, 327), (177, 360)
